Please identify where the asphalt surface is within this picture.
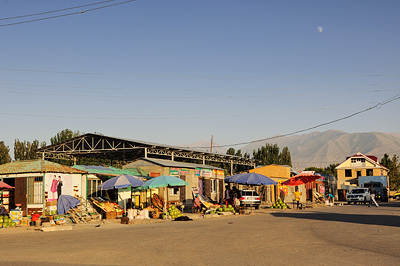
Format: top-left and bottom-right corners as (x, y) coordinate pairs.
(0, 202), (399, 266)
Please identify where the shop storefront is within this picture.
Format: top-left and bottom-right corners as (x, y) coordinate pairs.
(0, 160), (87, 216)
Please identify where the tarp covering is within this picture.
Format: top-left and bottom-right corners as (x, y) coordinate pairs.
(57, 195), (81, 215)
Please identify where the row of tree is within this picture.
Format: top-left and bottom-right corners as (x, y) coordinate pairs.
(0, 129), (81, 164)
(380, 153), (400, 190)
(226, 143), (292, 169)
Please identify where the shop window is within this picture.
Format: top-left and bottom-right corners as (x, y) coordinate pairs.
(211, 179), (217, 193)
(88, 180), (104, 197)
(345, 170), (352, 177)
(27, 177), (43, 204)
(366, 169), (373, 176)
(170, 187), (179, 195)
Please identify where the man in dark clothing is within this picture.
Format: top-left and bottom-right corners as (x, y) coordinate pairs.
(57, 176), (63, 199)
(368, 185), (379, 207)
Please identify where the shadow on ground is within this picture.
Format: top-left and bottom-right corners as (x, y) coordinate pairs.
(271, 209), (400, 228)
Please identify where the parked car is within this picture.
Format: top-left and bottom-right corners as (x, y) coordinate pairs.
(392, 191), (400, 200)
(346, 188), (370, 204)
(239, 190), (261, 209)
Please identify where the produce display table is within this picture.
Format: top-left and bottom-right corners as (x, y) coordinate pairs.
(90, 198), (124, 219)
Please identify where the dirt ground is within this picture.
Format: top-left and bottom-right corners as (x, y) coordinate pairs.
(0, 202), (399, 266)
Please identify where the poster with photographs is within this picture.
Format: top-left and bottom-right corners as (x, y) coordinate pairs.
(45, 174), (74, 202)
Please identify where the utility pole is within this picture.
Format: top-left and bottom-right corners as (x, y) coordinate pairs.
(210, 135), (213, 152)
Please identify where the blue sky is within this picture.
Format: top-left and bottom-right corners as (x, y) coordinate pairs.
(0, 0), (399, 154)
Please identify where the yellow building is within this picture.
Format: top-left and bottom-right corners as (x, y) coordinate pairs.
(335, 152), (388, 188)
(249, 165), (303, 203)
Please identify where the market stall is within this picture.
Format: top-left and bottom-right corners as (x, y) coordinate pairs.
(90, 197), (124, 219)
(96, 174), (144, 219)
(0, 181), (14, 213)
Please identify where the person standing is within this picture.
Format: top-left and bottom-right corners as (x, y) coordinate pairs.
(368, 185), (379, 207)
(294, 188), (302, 209)
(224, 185), (231, 207)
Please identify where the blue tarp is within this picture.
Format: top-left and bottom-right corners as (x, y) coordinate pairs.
(57, 195), (81, 215)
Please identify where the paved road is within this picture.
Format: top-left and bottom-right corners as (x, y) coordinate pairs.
(0, 202), (399, 266)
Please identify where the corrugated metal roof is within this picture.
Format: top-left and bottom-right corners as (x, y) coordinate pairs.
(0, 160), (87, 175)
(72, 165), (148, 177)
(126, 158), (224, 170)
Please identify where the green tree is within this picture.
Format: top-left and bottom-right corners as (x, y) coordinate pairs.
(0, 141), (11, 164)
(14, 139), (42, 160)
(50, 129), (81, 145)
(253, 143), (282, 166)
(380, 154), (400, 190)
(279, 146), (292, 166)
(304, 163), (339, 176)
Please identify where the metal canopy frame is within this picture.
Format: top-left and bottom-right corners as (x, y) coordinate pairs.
(37, 133), (255, 168)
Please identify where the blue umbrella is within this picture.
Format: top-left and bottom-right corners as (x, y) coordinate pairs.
(228, 172), (277, 186)
(98, 175), (144, 190)
(224, 173), (246, 183)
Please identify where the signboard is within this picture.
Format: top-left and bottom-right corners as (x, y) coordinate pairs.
(195, 168), (212, 177)
(319, 185), (325, 194)
(277, 180), (288, 195)
(213, 169), (224, 178)
(169, 168), (190, 176)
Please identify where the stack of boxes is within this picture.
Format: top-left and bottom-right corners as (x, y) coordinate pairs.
(9, 210), (23, 225)
(46, 200), (58, 216)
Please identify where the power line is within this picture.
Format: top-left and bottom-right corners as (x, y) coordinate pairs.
(0, 0), (136, 28)
(0, 104), (375, 120)
(0, 88), (398, 99)
(0, 0), (118, 21)
(1, 81), (400, 92)
(0, 67), (399, 79)
(189, 93), (400, 149)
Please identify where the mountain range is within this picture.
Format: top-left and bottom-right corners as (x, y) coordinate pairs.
(182, 130), (400, 171)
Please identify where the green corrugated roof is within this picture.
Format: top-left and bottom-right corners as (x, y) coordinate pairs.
(72, 165), (148, 177)
(107, 166), (149, 176)
(0, 160), (87, 175)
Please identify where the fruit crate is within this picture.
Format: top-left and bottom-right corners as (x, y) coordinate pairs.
(105, 211), (116, 220)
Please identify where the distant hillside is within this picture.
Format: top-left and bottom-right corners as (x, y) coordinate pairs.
(240, 130), (400, 171)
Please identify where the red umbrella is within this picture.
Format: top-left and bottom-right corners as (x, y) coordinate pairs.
(281, 173), (322, 186)
(281, 178), (306, 186)
(0, 181), (13, 189)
